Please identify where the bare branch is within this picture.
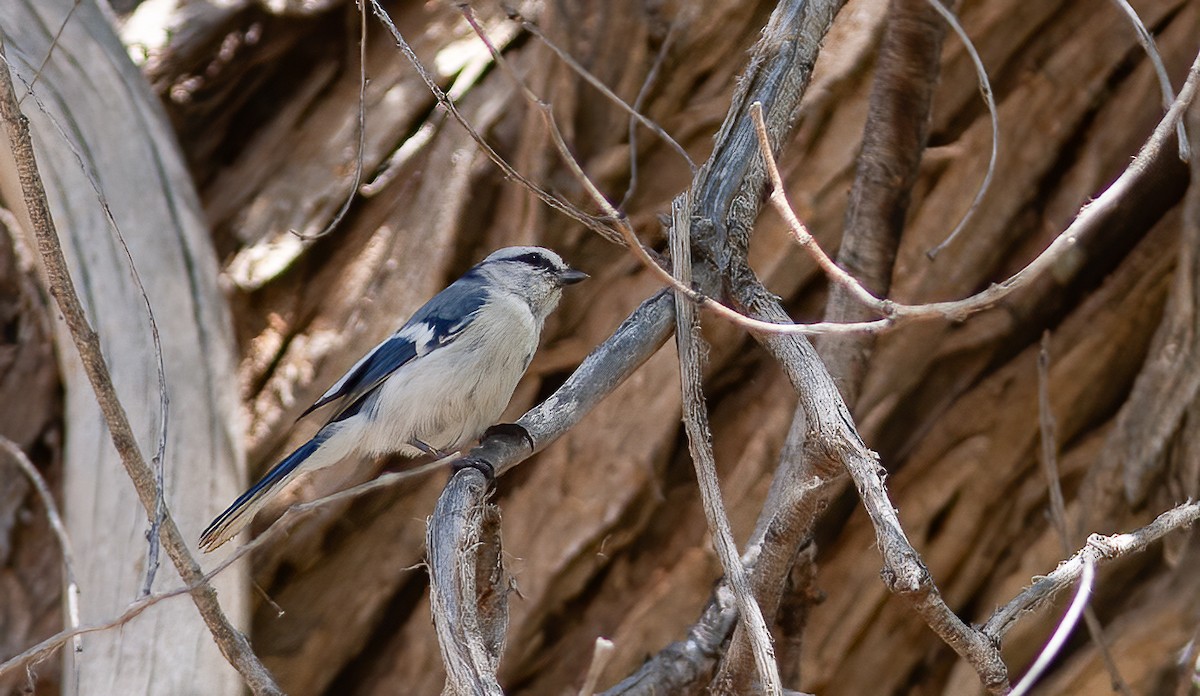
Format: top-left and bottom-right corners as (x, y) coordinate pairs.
(1037, 335), (1133, 695)
(1109, 0), (1190, 161)
(365, 0), (622, 243)
(753, 50), (1200, 329)
(4, 57), (175, 599)
(0, 456), (446, 682)
(672, 193), (781, 695)
(733, 278), (1009, 694)
(1008, 559), (1096, 696)
(509, 8), (696, 173)
(621, 21), (677, 210)
(983, 501), (1200, 640)
(0, 40), (281, 696)
(923, 0), (998, 258)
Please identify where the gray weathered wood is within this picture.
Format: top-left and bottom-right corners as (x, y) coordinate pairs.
(0, 2), (248, 693)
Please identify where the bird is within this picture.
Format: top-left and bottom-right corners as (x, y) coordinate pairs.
(199, 246), (587, 552)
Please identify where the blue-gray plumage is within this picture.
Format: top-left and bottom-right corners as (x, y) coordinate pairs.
(200, 246), (587, 552)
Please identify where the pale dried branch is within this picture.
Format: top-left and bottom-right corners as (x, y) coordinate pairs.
(983, 501), (1200, 640)
(579, 638), (615, 696)
(730, 0), (952, 674)
(922, 0), (998, 258)
(671, 193), (781, 695)
(733, 277), (1008, 694)
(1008, 559), (1096, 696)
(1110, 0), (1190, 161)
(0, 436), (80, 656)
(753, 50), (1200, 330)
(0, 41), (281, 696)
(609, 1), (854, 691)
(1037, 335), (1133, 695)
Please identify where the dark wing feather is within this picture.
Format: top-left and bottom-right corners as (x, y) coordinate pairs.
(298, 269), (489, 421)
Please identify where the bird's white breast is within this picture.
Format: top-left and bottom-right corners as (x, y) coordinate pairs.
(358, 292), (541, 457)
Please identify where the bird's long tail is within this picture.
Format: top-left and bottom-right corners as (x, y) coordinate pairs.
(199, 430), (335, 552)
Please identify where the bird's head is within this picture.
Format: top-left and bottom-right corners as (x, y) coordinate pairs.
(477, 246), (588, 320)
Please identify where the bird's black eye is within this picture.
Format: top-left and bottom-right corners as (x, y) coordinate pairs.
(510, 252), (558, 272)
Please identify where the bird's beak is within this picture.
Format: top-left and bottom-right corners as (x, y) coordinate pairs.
(560, 268), (589, 285)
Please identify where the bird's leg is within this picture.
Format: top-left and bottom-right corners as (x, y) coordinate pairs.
(411, 438), (451, 459)
(482, 423), (536, 453)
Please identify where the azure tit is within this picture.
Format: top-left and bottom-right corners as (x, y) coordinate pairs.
(200, 246), (587, 551)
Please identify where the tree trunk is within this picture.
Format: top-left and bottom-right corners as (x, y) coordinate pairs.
(0, 1), (247, 694)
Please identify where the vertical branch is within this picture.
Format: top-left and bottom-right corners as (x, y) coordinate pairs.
(671, 193), (782, 695)
(1037, 335), (1133, 695)
(428, 467), (507, 696)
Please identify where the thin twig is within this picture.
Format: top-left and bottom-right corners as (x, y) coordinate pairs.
(671, 193), (782, 695)
(1037, 333), (1070, 545)
(816, 0), (951, 407)
(1, 59), (174, 598)
(509, 8), (695, 173)
(923, 0), (999, 258)
(621, 22), (677, 210)
(18, 0), (81, 106)
(983, 501), (1200, 639)
(0, 457), (447, 681)
(461, 4), (890, 338)
(1110, 0), (1190, 162)
(752, 52), (1200, 329)
(1037, 334), (1133, 695)
(0, 437), (81, 657)
(1008, 558), (1096, 696)
(0, 41), (282, 695)
(366, 0), (622, 243)
(293, 0), (368, 241)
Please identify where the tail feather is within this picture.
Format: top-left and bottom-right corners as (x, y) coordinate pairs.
(199, 434), (328, 552)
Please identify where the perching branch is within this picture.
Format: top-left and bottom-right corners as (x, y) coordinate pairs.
(428, 467), (507, 696)
(0, 39), (282, 696)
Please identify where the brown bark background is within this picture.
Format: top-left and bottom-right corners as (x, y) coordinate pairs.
(4, 0), (1200, 694)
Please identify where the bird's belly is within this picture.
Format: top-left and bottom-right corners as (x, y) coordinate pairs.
(360, 318), (537, 457)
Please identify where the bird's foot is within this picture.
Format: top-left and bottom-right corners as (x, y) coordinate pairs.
(453, 456), (496, 482)
(482, 423), (535, 453)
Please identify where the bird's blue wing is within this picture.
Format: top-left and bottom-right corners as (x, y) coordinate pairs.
(298, 269), (490, 421)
